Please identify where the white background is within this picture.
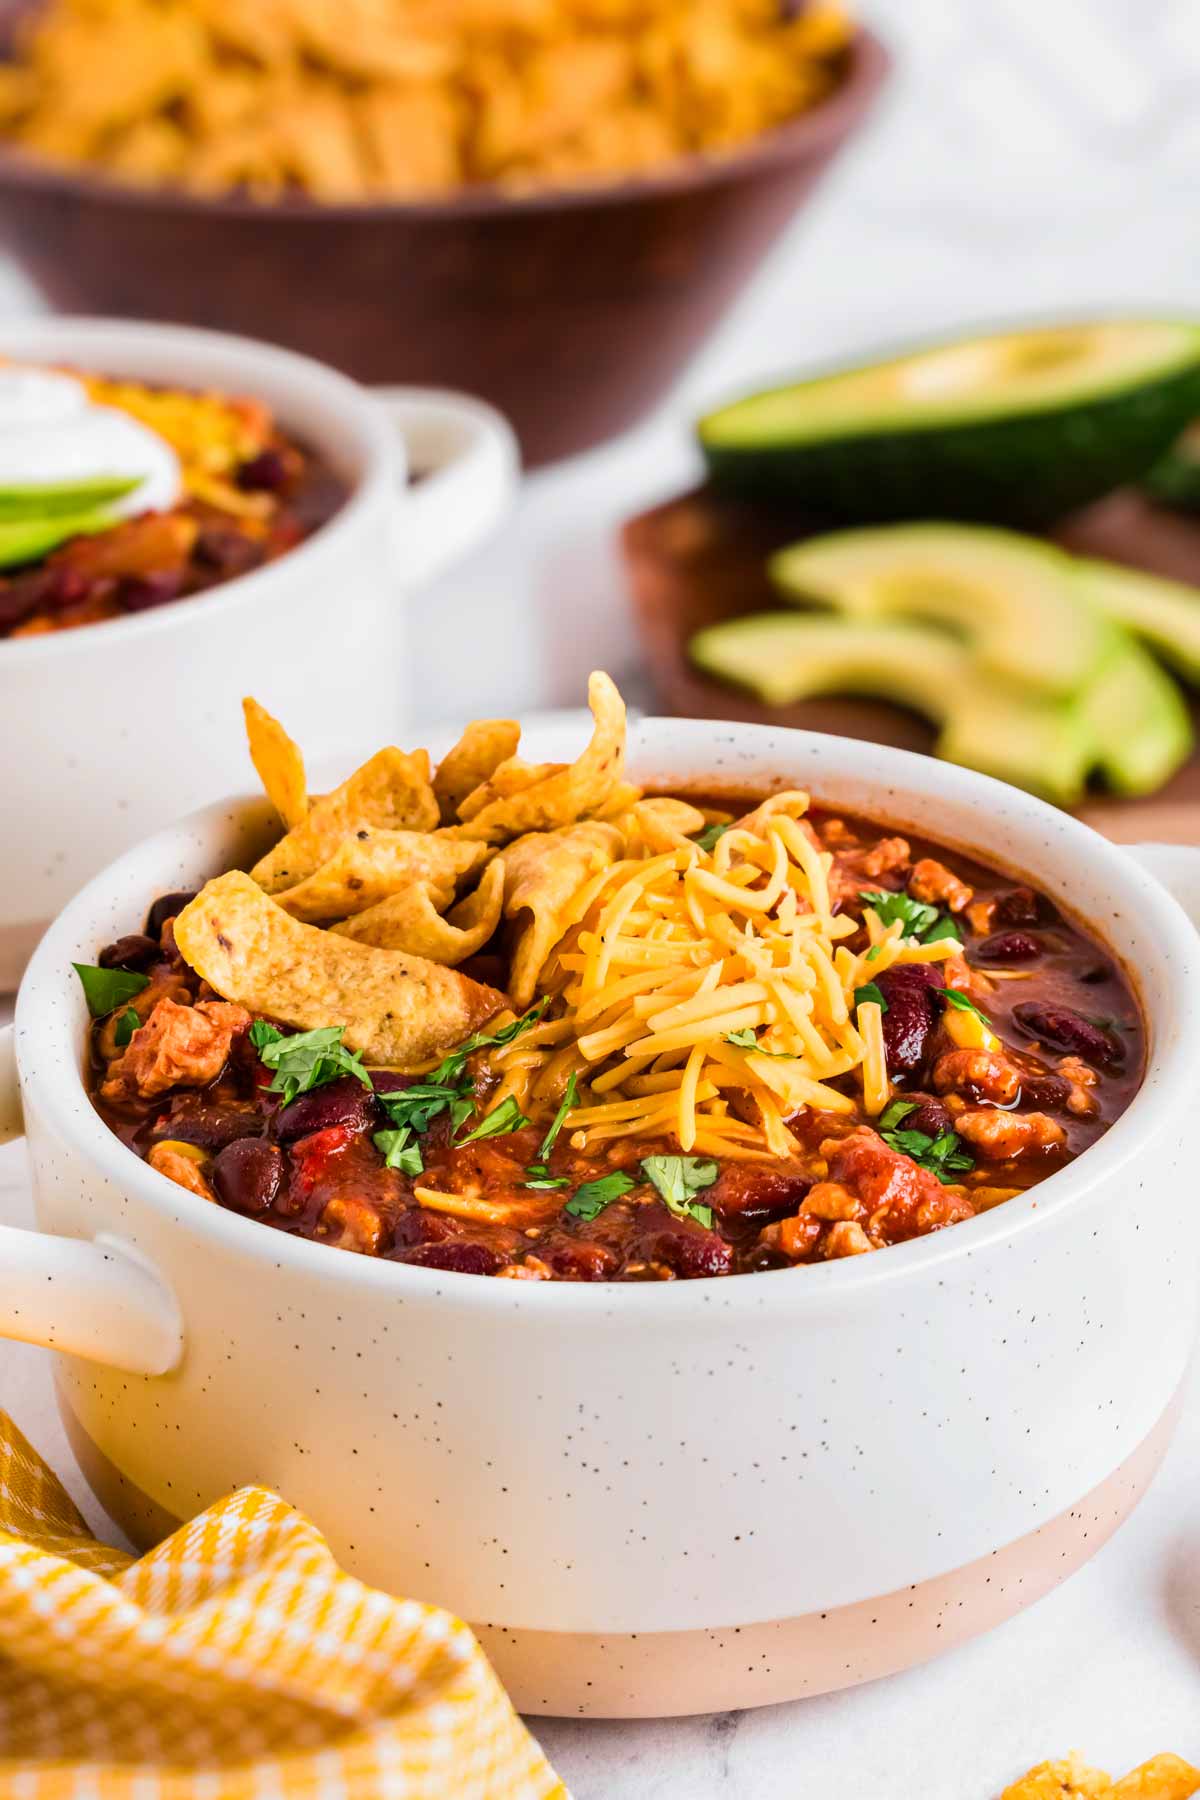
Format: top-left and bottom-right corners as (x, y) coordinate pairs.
(3, 0), (1200, 1792)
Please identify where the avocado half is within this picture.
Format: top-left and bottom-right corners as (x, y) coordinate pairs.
(699, 321), (1200, 527)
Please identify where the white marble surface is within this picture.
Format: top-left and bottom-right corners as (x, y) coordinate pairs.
(3, 0), (1200, 1790)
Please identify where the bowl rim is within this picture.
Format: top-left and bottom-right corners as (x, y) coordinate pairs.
(0, 28), (889, 224)
(16, 715), (1200, 1321)
(0, 315), (395, 665)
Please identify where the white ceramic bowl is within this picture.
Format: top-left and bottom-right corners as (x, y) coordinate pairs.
(0, 318), (518, 989)
(2, 717), (1199, 1719)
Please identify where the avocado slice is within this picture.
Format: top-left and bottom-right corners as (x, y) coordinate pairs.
(1143, 422), (1200, 513)
(689, 613), (1099, 804)
(0, 508), (117, 571)
(1077, 641), (1194, 794)
(699, 320), (1200, 525)
(0, 475), (140, 520)
(688, 613), (1192, 805)
(1076, 558), (1200, 685)
(770, 524), (1116, 699)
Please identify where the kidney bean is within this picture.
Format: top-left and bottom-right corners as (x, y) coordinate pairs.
(237, 448), (289, 493)
(195, 527), (264, 578)
(539, 1235), (621, 1281)
(213, 1138), (283, 1214)
(97, 933), (159, 972)
(118, 570), (184, 614)
(877, 963), (945, 1076)
(992, 887), (1041, 927)
(709, 1162), (812, 1222)
(976, 930), (1041, 964)
(155, 1095), (264, 1152)
(1012, 1001), (1122, 1068)
(395, 1242), (505, 1277)
(904, 1097), (953, 1139)
(636, 1224), (734, 1280)
(271, 1075), (379, 1143)
(391, 1208), (459, 1249)
(146, 891), (198, 938)
(1017, 1072), (1071, 1112)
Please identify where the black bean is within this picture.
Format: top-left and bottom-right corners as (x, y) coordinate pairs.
(194, 527), (264, 578)
(213, 1138), (283, 1214)
(976, 930), (1041, 964)
(98, 933), (158, 972)
(877, 963), (945, 1077)
(271, 1074), (379, 1143)
(1012, 1002), (1122, 1068)
(146, 891), (198, 938)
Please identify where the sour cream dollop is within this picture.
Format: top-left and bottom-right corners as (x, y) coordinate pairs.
(0, 367), (181, 515)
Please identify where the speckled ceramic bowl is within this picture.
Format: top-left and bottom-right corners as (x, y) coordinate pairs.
(0, 317), (518, 990)
(3, 716), (1200, 1718)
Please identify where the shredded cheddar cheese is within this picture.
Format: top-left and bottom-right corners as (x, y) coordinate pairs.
(487, 792), (956, 1161)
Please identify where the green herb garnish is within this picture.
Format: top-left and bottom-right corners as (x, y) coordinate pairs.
(859, 890), (939, 939)
(113, 1006), (141, 1047)
(878, 1098), (917, 1131)
(524, 1165), (570, 1191)
(373, 1127), (424, 1177)
(72, 963), (150, 1018)
(879, 1119), (974, 1184)
(640, 1154), (719, 1227)
(941, 988), (990, 1023)
(249, 1020), (283, 1052)
(725, 1028), (759, 1048)
(456, 1094), (529, 1146)
(255, 1025), (373, 1107)
(694, 823), (732, 853)
(859, 890), (961, 949)
(564, 1171), (636, 1221)
(428, 1000), (548, 1088)
(536, 1073), (577, 1163)
(853, 982), (887, 1013)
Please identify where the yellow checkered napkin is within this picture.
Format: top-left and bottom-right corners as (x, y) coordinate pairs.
(0, 1413), (566, 1799)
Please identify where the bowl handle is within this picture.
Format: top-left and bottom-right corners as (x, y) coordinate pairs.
(0, 1025), (183, 1376)
(1125, 843), (1200, 931)
(373, 386), (520, 588)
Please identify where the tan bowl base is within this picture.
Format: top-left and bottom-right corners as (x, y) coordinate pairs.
(60, 1384), (1180, 1718)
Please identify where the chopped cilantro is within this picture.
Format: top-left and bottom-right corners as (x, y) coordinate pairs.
(536, 1073), (577, 1163)
(373, 1127), (424, 1176)
(865, 943), (885, 963)
(255, 1025), (372, 1108)
(456, 1094), (529, 1145)
(249, 1020), (283, 1052)
(941, 987), (990, 1023)
(879, 1118), (974, 1184)
(854, 982), (887, 1013)
(564, 1171), (636, 1221)
(878, 1098), (917, 1132)
(525, 1165), (570, 1191)
(113, 1006), (141, 1048)
(859, 889), (940, 939)
(694, 822), (732, 853)
(428, 1000), (548, 1088)
(859, 889), (962, 950)
(725, 1028), (759, 1048)
(72, 963), (150, 1018)
(640, 1154), (719, 1226)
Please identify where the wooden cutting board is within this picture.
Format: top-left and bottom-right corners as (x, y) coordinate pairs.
(621, 484), (1200, 845)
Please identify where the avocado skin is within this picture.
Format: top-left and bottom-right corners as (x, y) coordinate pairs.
(701, 361), (1200, 528)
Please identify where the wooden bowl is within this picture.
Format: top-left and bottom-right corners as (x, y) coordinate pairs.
(0, 30), (888, 465)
